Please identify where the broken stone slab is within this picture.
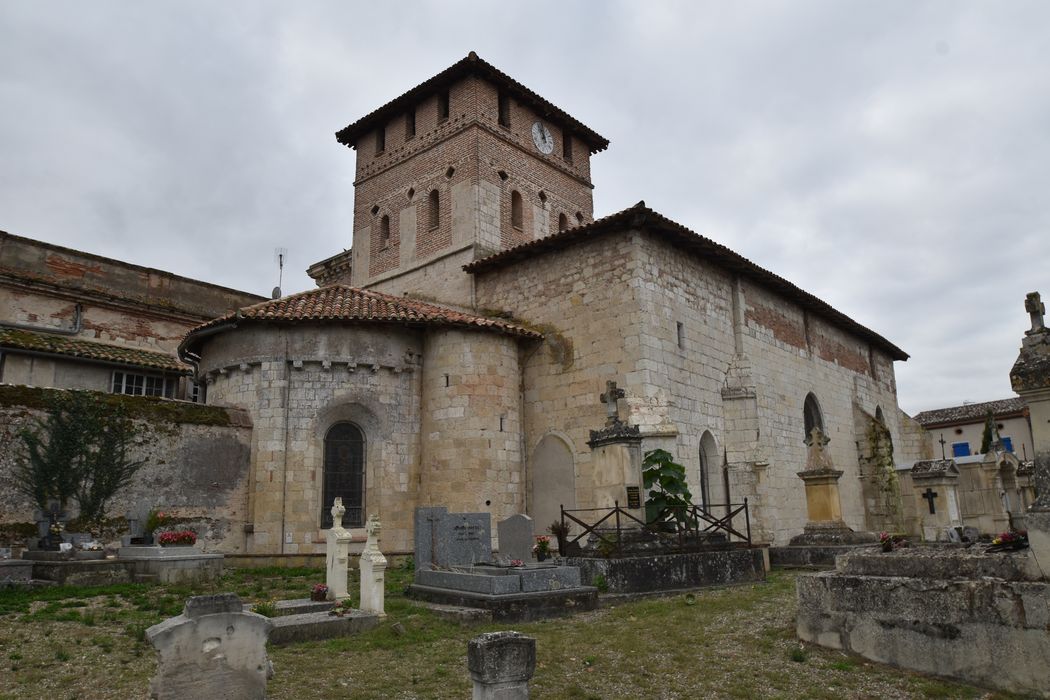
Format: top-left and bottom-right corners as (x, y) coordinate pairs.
(834, 545), (1043, 582)
(146, 593), (273, 700)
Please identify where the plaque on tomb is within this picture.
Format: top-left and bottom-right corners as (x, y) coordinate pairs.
(497, 514), (534, 562)
(626, 486), (641, 509)
(442, 512), (492, 567)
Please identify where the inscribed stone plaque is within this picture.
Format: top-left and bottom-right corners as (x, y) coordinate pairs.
(440, 512), (492, 567)
(626, 486), (641, 509)
(498, 514), (534, 562)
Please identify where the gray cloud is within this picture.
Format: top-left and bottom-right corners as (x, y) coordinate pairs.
(1, 1), (1047, 414)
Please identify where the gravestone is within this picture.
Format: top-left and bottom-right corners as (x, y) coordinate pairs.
(413, 507), (492, 569)
(146, 593), (273, 699)
(326, 498), (352, 601)
(359, 514), (387, 616)
(467, 631), (536, 700)
(498, 515), (534, 562)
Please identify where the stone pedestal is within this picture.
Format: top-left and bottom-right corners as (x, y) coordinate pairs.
(587, 420), (644, 520)
(325, 498), (352, 601)
(799, 469), (845, 525)
(909, 459), (962, 541)
(359, 514), (387, 616)
(1009, 292), (1050, 580)
(467, 631), (535, 700)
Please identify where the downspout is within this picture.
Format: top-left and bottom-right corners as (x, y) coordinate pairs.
(1, 303), (83, 336)
(280, 334), (292, 555)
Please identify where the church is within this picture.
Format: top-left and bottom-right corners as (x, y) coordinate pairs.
(177, 52), (922, 555)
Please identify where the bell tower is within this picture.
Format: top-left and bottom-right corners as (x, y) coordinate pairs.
(306, 52), (609, 310)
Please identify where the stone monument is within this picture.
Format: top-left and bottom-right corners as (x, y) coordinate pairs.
(467, 631), (536, 700)
(326, 498), (352, 601)
(1010, 291), (1050, 578)
(586, 380), (644, 520)
(359, 514), (387, 616)
(146, 593), (273, 699)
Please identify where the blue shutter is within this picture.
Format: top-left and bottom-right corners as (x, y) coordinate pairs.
(952, 442), (970, 457)
(1002, 436), (1014, 453)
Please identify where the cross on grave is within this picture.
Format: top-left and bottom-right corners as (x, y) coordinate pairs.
(938, 434), (947, 460)
(599, 380), (626, 426)
(922, 487), (938, 515)
(1025, 291), (1046, 335)
(427, 510), (442, 568)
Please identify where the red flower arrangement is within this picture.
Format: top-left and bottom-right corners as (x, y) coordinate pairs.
(311, 583), (329, 601)
(157, 530), (197, 546)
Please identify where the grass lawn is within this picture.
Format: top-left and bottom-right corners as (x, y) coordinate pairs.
(0, 566), (1022, 699)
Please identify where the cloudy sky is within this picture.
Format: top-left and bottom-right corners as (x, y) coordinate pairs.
(1, 2), (1047, 414)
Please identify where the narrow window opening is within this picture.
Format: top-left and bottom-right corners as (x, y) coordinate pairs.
(322, 423), (365, 528)
(380, 215), (390, 246)
(437, 90), (450, 122)
(676, 321), (685, 349)
(499, 415), (506, 432)
(407, 187), (415, 200)
(375, 125), (385, 154)
(511, 190), (523, 230)
(497, 170), (508, 181)
(803, 393), (825, 442)
(558, 213), (568, 232)
(563, 132), (573, 162)
(575, 211), (584, 224)
(405, 109), (416, 139)
(497, 91), (510, 128)
(538, 190), (547, 204)
(443, 374), (450, 387)
(370, 204), (379, 215)
(428, 190), (440, 231)
(445, 166), (455, 179)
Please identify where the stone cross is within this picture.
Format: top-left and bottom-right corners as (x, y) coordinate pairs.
(1026, 291), (1046, 335)
(938, 434), (947, 460)
(359, 514), (387, 616)
(600, 380), (626, 426)
(922, 487), (938, 515)
(804, 427), (834, 471)
(326, 498), (353, 601)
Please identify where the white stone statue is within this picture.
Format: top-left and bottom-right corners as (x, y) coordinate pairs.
(325, 498), (353, 601)
(359, 513), (387, 616)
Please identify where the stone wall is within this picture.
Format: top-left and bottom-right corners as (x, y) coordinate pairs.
(475, 225), (912, 545)
(199, 323), (425, 554)
(0, 385), (252, 553)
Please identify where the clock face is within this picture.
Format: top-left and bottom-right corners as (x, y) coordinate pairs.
(531, 121), (554, 154)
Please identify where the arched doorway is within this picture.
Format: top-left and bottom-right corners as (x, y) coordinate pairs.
(322, 422), (365, 528)
(530, 434), (575, 535)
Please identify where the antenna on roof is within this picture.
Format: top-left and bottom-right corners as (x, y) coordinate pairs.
(272, 247), (287, 299)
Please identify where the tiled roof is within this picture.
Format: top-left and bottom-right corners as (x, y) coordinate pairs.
(0, 327), (190, 373)
(335, 52), (609, 154)
(180, 285), (540, 356)
(464, 201), (909, 361)
(913, 397), (1027, 427)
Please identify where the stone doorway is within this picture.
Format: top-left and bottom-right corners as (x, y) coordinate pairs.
(530, 434), (576, 538)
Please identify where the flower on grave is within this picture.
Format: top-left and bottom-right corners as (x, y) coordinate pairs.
(878, 531), (908, 551)
(992, 530), (1028, 546)
(510, 559), (524, 567)
(157, 530), (197, 546)
(532, 535), (552, 555)
(312, 583), (329, 595)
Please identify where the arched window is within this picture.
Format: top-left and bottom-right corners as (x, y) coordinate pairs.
(322, 423), (365, 528)
(699, 431), (720, 509)
(875, 406), (885, 425)
(428, 190), (440, 231)
(379, 215), (390, 246)
(803, 393), (824, 442)
(511, 190), (523, 230)
(558, 213), (568, 232)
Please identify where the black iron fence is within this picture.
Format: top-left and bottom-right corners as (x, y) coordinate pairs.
(559, 499), (752, 554)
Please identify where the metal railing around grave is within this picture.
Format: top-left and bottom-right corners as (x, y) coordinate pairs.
(559, 499), (752, 555)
